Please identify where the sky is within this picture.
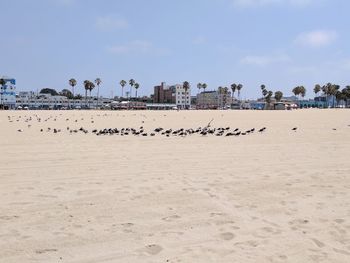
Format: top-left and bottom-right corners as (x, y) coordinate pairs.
(1, 0), (350, 99)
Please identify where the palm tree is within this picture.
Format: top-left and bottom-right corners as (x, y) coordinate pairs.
(299, 86), (306, 98)
(88, 82), (95, 108)
(202, 83), (207, 92)
(183, 81), (190, 109)
(68, 78), (77, 109)
(196, 83), (202, 109)
(217, 86), (225, 108)
(95, 78), (102, 108)
(261, 85), (268, 98)
(335, 90), (345, 107)
(223, 87), (229, 108)
(331, 84), (340, 107)
(197, 83), (202, 95)
(231, 84), (237, 100)
(260, 85), (266, 98)
(292, 86), (300, 97)
(0, 78), (5, 108)
(201, 83), (207, 107)
(274, 91), (283, 102)
(237, 84), (243, 101)
(342, 86), (350, 107)
(314, 84), (321, 97)
(129, 79), (135, 100)
(293, 86), (306, 107)
(69, 78), (77, 97)
(265, 90), (273, 106)
(83, 80), (95, 108)
(83, 80), (90, 107)
(120, 80), (126, 98)
(134, 83), (140, 98)
(321, 83), (338, 107)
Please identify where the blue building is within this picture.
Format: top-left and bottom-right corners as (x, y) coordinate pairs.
(299, 95), (337, 108)
(0, 77), (16, 109)
(250, 101), (266, 110)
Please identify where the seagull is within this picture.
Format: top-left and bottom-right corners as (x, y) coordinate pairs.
(258, 127), (266, 133)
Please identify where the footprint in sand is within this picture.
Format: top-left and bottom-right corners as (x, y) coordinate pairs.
(334, 219), (345, 224)
(35, 248), (58, 254)
(121, 223), (134, 227)
(311, 238), (325, 248)
(220, 232), (235, 241)
(145, 244), (163, 255)
(333, 248), (350, 256)
(162, 215), (181, 222)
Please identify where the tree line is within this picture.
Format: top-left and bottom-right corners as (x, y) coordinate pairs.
(37, 79), (350, 108)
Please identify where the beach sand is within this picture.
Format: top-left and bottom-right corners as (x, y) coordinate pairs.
(0, 109), (349, 262)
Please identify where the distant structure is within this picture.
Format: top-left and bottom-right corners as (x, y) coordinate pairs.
(173, 84), (191, 109)
(196, 89), (233, 109)
(153, 82), (175, 104)
(16, 92), (113, 110)
(0, 76), (16, 109)
(153, 82), (191, 109)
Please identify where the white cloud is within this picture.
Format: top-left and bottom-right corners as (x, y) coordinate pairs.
(107, 41), (170, 56)
(294, 30), (337, 48)
(95, 16), (128, 31)
(232, 0), (315, 8)
(240, 54), (290, 66)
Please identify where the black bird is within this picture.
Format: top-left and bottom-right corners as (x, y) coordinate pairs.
(292, 127), (298, 131)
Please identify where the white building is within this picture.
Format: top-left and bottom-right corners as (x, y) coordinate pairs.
(172, 84), (191, 109)
(16, 92), (112, 109)
(0, 76), (16, 109)
(196, 89), (233, 109)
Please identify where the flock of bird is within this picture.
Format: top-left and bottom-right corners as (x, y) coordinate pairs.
(90, 126), (267, 137)
(7, 112), (349, 137)
(7, 114), (276, 137)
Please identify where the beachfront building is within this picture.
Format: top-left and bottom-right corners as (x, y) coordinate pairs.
(0, 76), (16, 109)
(153, 82), (191, 109)
(298, 99), (327, 108)
(146, 103), (178, 110)
(249, 101), (266, 110)
(16, 93), (69, 109)
(196, 89), (233, 109)
(111, 101), (147, 110)
(153, 82), (176, 104)
(16, 92), (113, 110)
(174, 84), (191, 109)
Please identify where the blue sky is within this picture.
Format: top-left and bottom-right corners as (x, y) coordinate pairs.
(1, 0), (349, 99)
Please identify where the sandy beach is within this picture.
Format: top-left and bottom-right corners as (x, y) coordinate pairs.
(0, 109), (349, 262)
